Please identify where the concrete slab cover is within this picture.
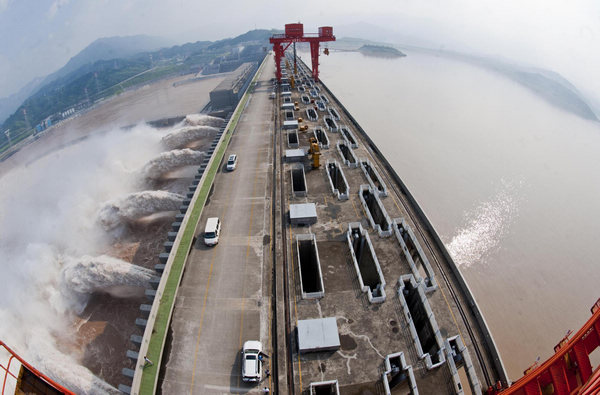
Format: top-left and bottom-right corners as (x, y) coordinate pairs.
(285, 148), (305, 162)
(290, 203), (317, 223)
(283, 120), (299, 129)
(298, 317), (340, 353)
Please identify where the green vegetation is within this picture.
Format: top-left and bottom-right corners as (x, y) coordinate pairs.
(0, 29), (274, 152)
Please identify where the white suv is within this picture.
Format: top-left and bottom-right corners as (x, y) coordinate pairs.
(226, 154), (237, 171)
(241, 340), (262, 382)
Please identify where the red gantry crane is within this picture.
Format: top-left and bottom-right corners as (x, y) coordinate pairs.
(270, 23), (336, 82)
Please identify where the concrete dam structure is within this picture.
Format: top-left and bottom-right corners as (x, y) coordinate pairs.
(2, 24), (526, 395)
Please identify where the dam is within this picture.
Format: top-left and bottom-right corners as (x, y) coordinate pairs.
(0, 24), (515, 395)
(119, 25), (507, 395)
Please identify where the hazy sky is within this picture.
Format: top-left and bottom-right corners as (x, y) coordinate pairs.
(1, 0), (599, 102)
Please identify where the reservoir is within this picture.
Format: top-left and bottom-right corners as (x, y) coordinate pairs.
(310, 49), (600, 380)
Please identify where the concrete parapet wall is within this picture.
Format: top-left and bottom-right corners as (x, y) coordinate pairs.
(296, 233), (325, 299)
(397, 274), (446, 370)
(346, 222), (387, 303)
(382, 352), (418, 395)
(360, 159), (388, 197)
(393, 218), (437, 293)
(358, 185), (393, 237)
(325, 160), (349, 200)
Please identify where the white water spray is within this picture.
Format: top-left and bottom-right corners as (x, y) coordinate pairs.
(183, 114), (224, 127)
(161, 125), (218, 149)
(138, 148), (204, 180)
(97, 190), (184, 230)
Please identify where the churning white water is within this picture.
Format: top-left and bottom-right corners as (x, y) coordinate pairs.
(183, 113), (224, 127)
(138, 148), (204, 180)
(162, 125), (218, 149)
(97, 190), (184, 230)
(0, 113), (213, 392)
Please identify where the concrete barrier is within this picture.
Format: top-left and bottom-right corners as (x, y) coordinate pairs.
(313, 127), (329, 149)
(358, 185), (392, 237)
(397, 274), (446, 370)
(381, 352), (418, 395)
(336, 141), (358, 168)
(445, 335), (482, 395)
(325, 160), (349, 200)
(360, 159), (388, 197)
(393, 218), (437, 293)
(340, 125), (358, 149)
(347, 223), (386, 303)
(296, 233), (325, 299)
(290, 165), (308, 197)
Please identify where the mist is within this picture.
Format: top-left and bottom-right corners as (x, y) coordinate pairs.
(0, 120), (197, 391)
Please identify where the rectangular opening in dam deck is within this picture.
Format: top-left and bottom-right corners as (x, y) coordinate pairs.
(359, 185), (392, 237)
(398, 275), (445, 370)
(328, 107), (341, 121)
(445, 335), (482, 395)
(306, 108), (318, 121)
(324, 116), (338, 132)
(320, 94), (329, 103)
(291, 166), (307, 197)
(326, 160), (349, 200)
(340, 126), (358, 148)
(393, 218), (437, 292)
(313, 128), (329, 149)
(310, 380), (340, 395)
(347, 223), (386, 303)
(287, 130), (299, 148)
(316, 101), (326, 111)
(360, 160), (388, 197)
(296, 234), (325, 298)
(337, 141), (358, 168)
(285, 110), (295, 120)
(382, 352), (418, 395)
(302, 95), (311, 104)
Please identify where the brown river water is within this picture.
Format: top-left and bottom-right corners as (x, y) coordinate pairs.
(307, 49), (600, 380)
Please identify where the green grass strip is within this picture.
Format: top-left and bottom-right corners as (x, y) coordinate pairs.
(138, 57), (266, 394)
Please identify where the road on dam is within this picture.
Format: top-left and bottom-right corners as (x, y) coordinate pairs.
(160, 58), (275, 394)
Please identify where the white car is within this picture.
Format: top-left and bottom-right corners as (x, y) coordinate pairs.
(226, 154), (237, 171)
(241, 340), (262, 382)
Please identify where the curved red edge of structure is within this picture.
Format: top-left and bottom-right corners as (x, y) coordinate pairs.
(0, 341), (75, 395)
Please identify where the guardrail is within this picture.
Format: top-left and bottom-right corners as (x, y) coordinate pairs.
(130, 53), (269, 395)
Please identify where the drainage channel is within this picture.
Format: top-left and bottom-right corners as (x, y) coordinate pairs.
(324, 116), (338, 132)
(313, 127), (329, 149)
(347, 223), (386, 303)
(359, 185), (392, 236)
(290, 166), (307, 197)
(360, 159), (388, 197)
(325, 160), (349, 200)
(393, 218), (437, 292)
(398, 275), (446, 370)
(340, 126), (358, 148)
(336, 141), (357, 168)
(296, 233), (325, 299)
